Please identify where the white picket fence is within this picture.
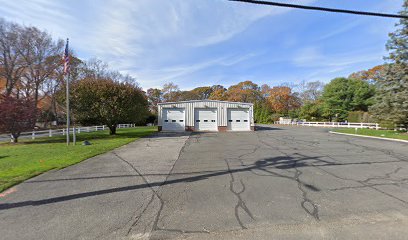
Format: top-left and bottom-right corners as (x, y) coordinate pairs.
(275, 121), (380, 130)
(3, 123), (137, 142)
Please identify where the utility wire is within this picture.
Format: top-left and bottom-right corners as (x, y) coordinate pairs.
(229, 0), (408, 19)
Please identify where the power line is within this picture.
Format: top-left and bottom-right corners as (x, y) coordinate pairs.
(229, 0), (408, 19)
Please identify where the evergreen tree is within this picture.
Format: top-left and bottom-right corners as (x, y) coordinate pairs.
(261, 108), (270, 123)
(371, 1), (408, 128)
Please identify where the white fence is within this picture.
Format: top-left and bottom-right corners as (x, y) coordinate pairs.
(2, 124), (137, 142)
(117, 123), (136, 129)
(275, 121), (380, 129)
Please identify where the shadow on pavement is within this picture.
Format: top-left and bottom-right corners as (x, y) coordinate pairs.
(149, 132), (191, 138)
(2, 151), (402, 211)
(255, 125), (283, 131)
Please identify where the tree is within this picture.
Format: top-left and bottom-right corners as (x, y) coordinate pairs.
(0, 19), (24, 97)
(81, 58), (109, 80)
(254, 102), (272, 123)
(370, 1), (408, 128)
(349, 65), (387, 84)
(267, 86), (301, 114)
(70, 77), (148, 135)
(298, 80), (325, 103)
(260, 84), (271, 98)
(299, 100), (324, 121)
(226, 80), (261, 103)
(162, 82), (180, 102)
(146, 88), (162, 114)
(191, 86), (213, 99)
(209, 85), (227, 100)
(321, 78), (375, 121)
(0, 76), (5, 92)
(1, 22), (65, 123)
(178, 90), (200, 101)
(17, 26), (63, 108)
(44, 55), (82, 125)
(0, 95), (37, 142)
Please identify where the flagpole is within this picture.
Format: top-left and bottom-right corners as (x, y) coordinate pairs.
(66, 71), (70, 146)
(65, 38), (70, 146)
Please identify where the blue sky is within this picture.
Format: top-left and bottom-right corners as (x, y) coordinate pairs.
(0, 0), (403, 90)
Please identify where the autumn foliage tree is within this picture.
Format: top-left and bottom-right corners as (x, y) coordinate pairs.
(70, 77), (148, 135)
(0, 18), (68, 129)
(146, 88), (162, 114)
(0, 95), (37, 142)
(267, 86), (301, 114)
(349, 65), (387, 84)
(0, 19), (24, 97)
(178, 90), (200, 101)
(191, 86), (213, 99)
(226, 81), (261, 103)
(208, 85), (227, 100)
(162, 82), (180, 102)
(17, 27), (63, 107)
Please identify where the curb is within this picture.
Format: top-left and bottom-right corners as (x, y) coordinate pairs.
(329, 131), (408, 143)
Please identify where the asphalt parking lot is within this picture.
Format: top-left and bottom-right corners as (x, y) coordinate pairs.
(1, 126), (408, 239)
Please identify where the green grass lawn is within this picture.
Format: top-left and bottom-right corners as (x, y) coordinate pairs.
(0, 126), (157, 193)
(333, 128), (408, 141)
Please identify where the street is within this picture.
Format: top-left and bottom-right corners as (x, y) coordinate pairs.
(0, 126), (408, 239)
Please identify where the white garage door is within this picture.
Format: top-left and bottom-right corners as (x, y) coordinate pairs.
(162, 108), (185, 131)
(194, 108), (218, 131)
(227, 108), (250, 131)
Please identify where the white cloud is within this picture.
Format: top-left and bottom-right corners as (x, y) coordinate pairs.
(84, 0), (316, 56)
(289, 44), (387, 83)
(317, 19), (365, 41)
(293, 45), (385, 68)
(7, 0), (393, 90)
(128, 52), (261, 87)
(70, 0), (316, 88)
(0, 0), (76, 38)
(293, 47), (324, 66)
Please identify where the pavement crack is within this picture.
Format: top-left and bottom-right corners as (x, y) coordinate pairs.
(154, 227), (210, 234)
(329, 181), (408, 191)
(149, 134), (193, 236)
(361, 166), (403, 184)
(257, 133), (320, 221)
(313, 164), (408, 205)
(224, 158), (254, 230)
(294, 164), (320, 221)
(125, 193), (156, 235)
(346, 139), (408, 163)
(112, 151), (163, 237)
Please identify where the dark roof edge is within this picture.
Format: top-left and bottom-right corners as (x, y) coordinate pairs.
(158, 100), (254, 105)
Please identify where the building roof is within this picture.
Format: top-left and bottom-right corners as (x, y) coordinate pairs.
(158, 99), (253, 105)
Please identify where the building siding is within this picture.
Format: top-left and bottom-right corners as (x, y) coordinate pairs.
(158, 100), (254, 128)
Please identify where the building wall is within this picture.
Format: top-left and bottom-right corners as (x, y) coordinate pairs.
(158, 100), (254, 128)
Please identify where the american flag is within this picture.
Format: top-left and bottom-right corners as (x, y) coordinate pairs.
(63, 38), (70, 74)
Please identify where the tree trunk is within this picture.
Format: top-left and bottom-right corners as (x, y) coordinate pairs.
(33, 87), (39, 125)
(51, 95), (58, 125)
(109, 125), (117, 135)
(11, 133), (19, 143)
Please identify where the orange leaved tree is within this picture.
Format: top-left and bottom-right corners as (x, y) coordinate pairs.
(267, 86), (301, 114)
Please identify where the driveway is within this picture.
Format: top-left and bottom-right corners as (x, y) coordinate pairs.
(1, 126), (408, 239)
(0, 132), (190, 240)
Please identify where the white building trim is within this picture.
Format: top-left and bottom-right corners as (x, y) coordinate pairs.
(158, 100), (254, 132)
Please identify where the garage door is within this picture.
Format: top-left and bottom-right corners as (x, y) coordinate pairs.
(194, 108), (218, 131)
(227, 108), (250, 131)
(162, 108), (185, 131)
